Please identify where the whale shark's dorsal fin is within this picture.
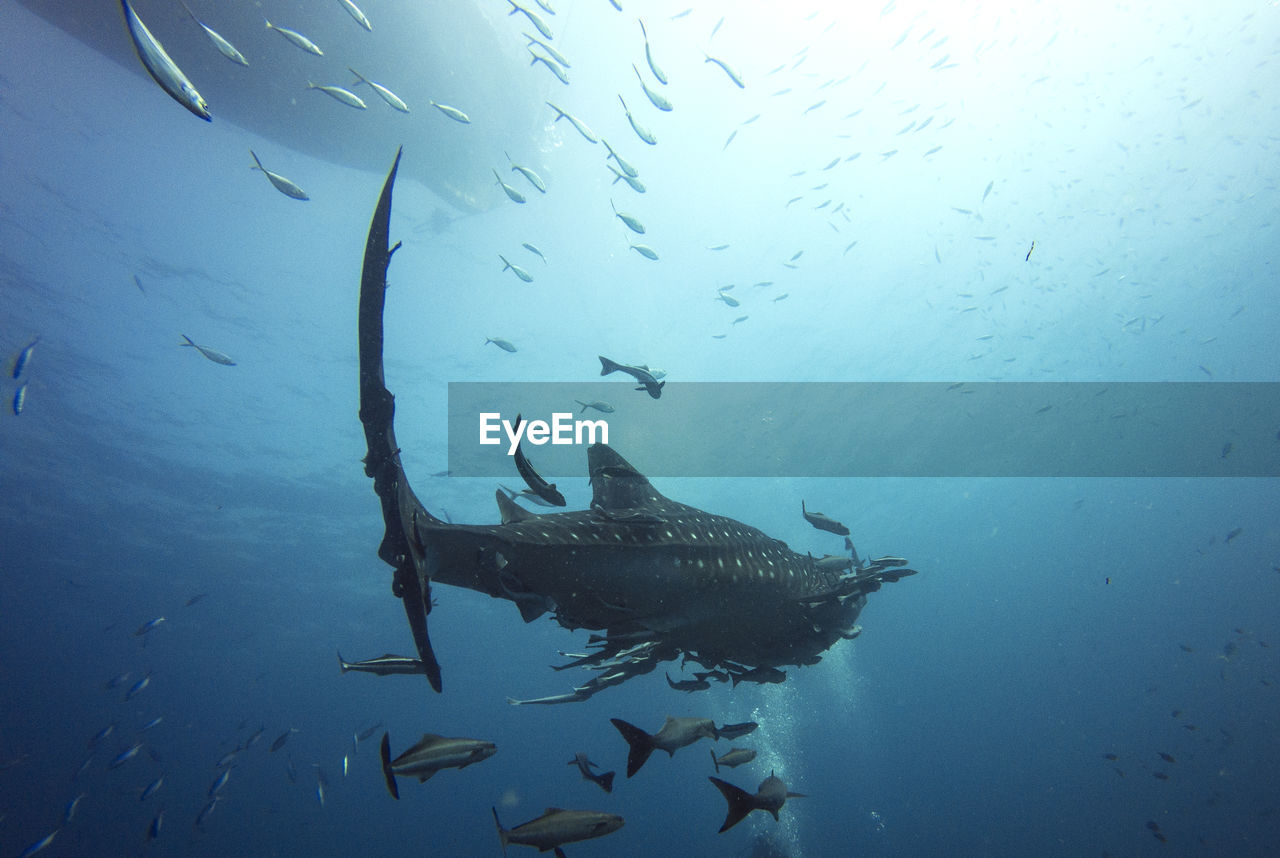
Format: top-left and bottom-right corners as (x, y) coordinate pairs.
(587, 444), (670, 510)
(495, 490), (537, 524)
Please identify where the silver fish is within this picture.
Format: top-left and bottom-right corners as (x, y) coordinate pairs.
(348, 69), (409, 112)
(611, 200), (644, 234)
(249, 150), (309, 200)
(121, 0), (210, 120)
(181, 334), (236, 366)
(524, 33), (569, 67)
(430, 100), (471, 123)
(486, 338), (518, 353)
(704, 54), (744, 88)
(546, 102), (598, 143)
(629, 243), (658, 261)
(529, 50), (569, 84)
(637, 19), (667, 84)
(12, 382), (27, 416)
(506, 152), (547, 192)
(493, 169), (526, 204)
(499, 255), (534, 283)
(338, 0), (372, 31)
(265, 19), (323, 56)
(306, 82), (366, 109)
(506, 0), (553, 40)
(178, 0), (247, 66)
(601, 138), (638, 177)
(607, 164), (645, 193)
(633, 64), (672, 111)
(618, 95), (656, 145)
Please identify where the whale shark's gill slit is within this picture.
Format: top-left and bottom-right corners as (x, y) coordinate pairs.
(350, 151), (918, 701)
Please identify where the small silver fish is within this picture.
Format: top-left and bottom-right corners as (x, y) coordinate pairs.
(529, 50), (569, 85)
(493, 169), (526, 204)
(522, 243), (547, 263)
(546, 102), (598, 143)
(601, 138), (638, 177)
(430, 100), (471, 123)
(524, 33), (569, 67)
(181, 334), (236, 366)
(338, 0), (372, 31)
(611, 200), (645, 234)
(638, 20), (667, 84)
(348, 69), (409, 112)
(121, 0), (210, 120)
(306, 82), (366, 110)
(499, 255), (534, 283)
(506, 152), (547, 192)
(249, 150), (309, 200)
(629, 243), (658, 261)
(704, 54), (744, 88)
(265, 19), (323, 56)
(618, 95), (656, 145)
(12, 382), (28, 416)
(178, 0), (248, 66)
(485, 338), (518, 353)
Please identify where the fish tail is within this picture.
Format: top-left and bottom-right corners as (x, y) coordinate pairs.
(499, 255), (511, 271)
(598, 355), (623, 377)
(708, 776), (756, 833)
(600, 770), (615, 793)
(575, 400), (587, 413)
(609, 718), (655, 777)
(711, 748), (720, 773)
(248, 149), (264, 171)
(180, 334), (196, 347)
(336, 650), (349, 673)
(379, 733), (399, 799)
(492, 806), (509, 854)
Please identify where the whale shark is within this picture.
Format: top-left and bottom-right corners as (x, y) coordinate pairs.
(354, 150), (917, 700)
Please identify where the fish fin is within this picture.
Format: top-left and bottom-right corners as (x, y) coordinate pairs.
(379, 733), (399, 799)
(554, 849), (566, 858)
(708, 776), (755, 833)
(610, 718), (655, 777)
(180, 334), (196, 347)
(492, 806), (509, 854)
(248, 149), (264, 171)
(336, 650), (349, 673)
(600, 770), (614, 793)
(598, 355), (623, 376)
(495, 490), (537, 524)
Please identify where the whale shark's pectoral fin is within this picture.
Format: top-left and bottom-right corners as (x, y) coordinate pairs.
(357, 148), (442, 693)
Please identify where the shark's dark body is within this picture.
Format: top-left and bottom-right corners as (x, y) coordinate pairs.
(356, 152), (915, 700)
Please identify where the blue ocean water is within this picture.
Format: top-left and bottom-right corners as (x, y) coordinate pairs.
(2, 1), (1278, 856)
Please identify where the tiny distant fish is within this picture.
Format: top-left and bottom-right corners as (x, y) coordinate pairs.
(12, 382), (27, 416)
(493, 169), (526, 204)
(526, 33), (569, 68)
(209, 768), (230, 797)
(723, 129), (738, 150)
(1158, 752), (1176, 763)
(1225, 527), (1242, 543)
(529, 49), (569, 84)
(982, 180), (994, 202)
(185, 593), (207, 606)
(147, 810), (163, 841)
(270, 729), (294, 752)
(181, 334), (236, 365)
(1103, 753), (1117, 760)
(17, 830), (58, 858)
(637, 20), (667, 85)
(1025, 240), (1036, 261)
(732, 315), (748, 325)
(522, 243), (547, 263)
(715, 293), (739, 307)
(704, 54), (744, 88)
(499, 254), (534, 283)
(844, 240), (858, 255)
(64, 793), (85, 824)
(141, 716), (164, 731)
(773, 293), (789, 302)
(506, 153), (547, 192)
(1152, 771), (1169, 780)
(195, 796), (219, 828)
(178, 0), (247, 66)
(575, 400), (614, 414)
(430, 100), (471, 123)
(923, 145), (942, 156)
(141, 773), (164, 801)
(486, 338), (518, 353)
(1221, 442), (1233, 458)
(124, 673), (151, 701)
(265, 19), (323, 56)
(712, 334), (726, 339)
(629, 243), (659, 260)
(10, 336), (39, 379)
(109, 742), (144, 768)
(708, 244), (730, 251)
(134, 616), (165, 636)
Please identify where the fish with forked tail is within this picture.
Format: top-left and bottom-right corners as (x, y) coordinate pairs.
(598, 356), (664, 398)
(708, 771), (805, 832)
(567, 752), (615, 793)
(611, 716), (717, 777)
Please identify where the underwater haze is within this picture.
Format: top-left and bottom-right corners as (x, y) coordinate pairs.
(2, 0), (1279, 856)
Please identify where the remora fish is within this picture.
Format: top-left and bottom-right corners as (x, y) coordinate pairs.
(708, 771), (806, 832)
(492, 806), (624, 855)
(337, 651), (428, 676)
(379, 731), (496, 799)
(249, 150), (309, 200)
(512, 414), (567, 507)
(348, 68), (409, 112)
(180, 334), (236, 366)
(801, 500), (850, 536)
(265, 19), (323, 56)
(177, 0), (248, 66)
(716, 721), (758, 740)
(546, 102), (598, 143)
(567, 752), (615, 793)
(667, 672), (710, 692)
(610, 716), (718, 777)
(711, 747), (756, 772)
(120, 0), (210, 120)
(598, 356), (664, 398)
(354, 152), (918, 701)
